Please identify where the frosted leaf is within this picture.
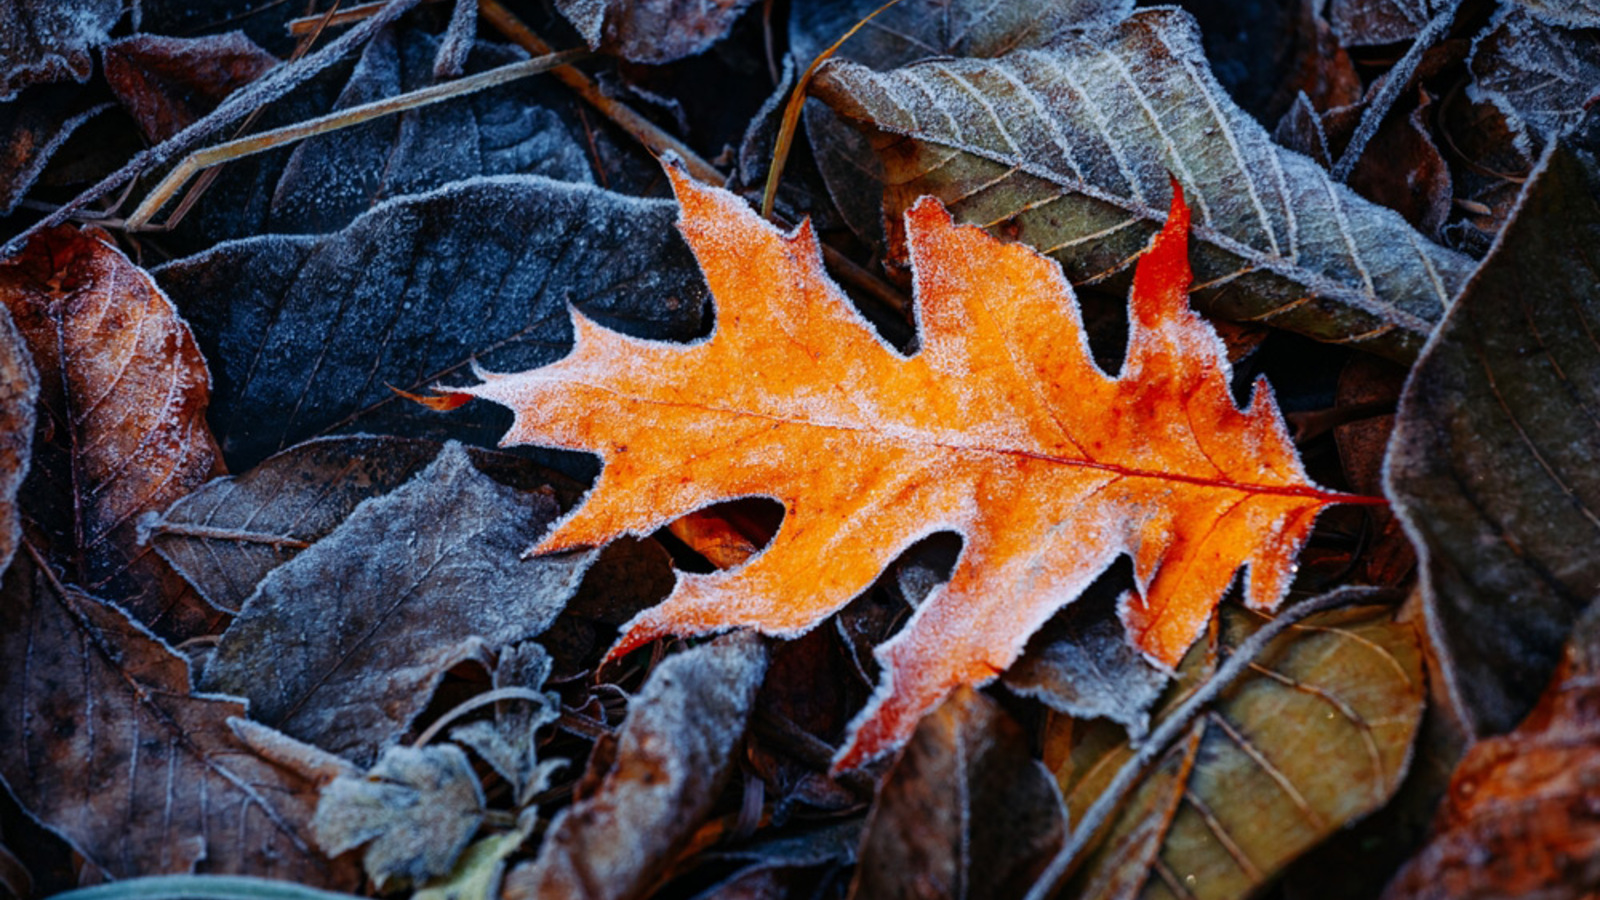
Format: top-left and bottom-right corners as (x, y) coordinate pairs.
(449, 642), (565, 808)
(0, 552), (358, 886)
(1326, 0), (1445, 46)
(503, 634), (768, 900)
(811, 7), (1476, 360)
(154, 176), (708, 469)
(0, 0), (122, 100)
(0, 86), (109, 215)
(103, 32), (277, 144)
(199, 443), (595, 763)
(556, 0), (759, 64)
(0, 303), (34, 582)
(1470, 6), (1600, 154)
(312, 744), (486, 889)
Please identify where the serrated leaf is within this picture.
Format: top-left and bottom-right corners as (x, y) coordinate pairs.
(154, 176), (708, 470)
(199, 442), (594, 762)
(1386, 122), (1600, 735)
(0, 226), (225, 640)
(460, 166), (1371, 770)
(0, 550), (358, 887)
(1050, 604), (1424, 900)
(810, 7), (1476, 360)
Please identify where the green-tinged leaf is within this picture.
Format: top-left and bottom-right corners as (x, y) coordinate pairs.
(810, 8), (1475, 360)
(1048, 605), (1424, 899)
(413, 829), (529, 900)
(0, 551), (358, 887)
(199, 443), (593, 763)
(849, 687), (1064, 900)
(312, 745), (486, 890)
(1385, 123), (1600, 735)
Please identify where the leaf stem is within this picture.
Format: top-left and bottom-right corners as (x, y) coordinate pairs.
(1023, 585), (1390, 900)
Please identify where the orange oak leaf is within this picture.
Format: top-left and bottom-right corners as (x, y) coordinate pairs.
(456, 163), (1375, 770)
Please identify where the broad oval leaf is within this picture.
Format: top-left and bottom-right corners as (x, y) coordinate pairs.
(154, 176), (708, 470)
(0, 550), (359, 887)
(810, 8), (1476, 360)
(0, 226), (225, 640)
(1050, 604), (1425, 900)
(199, 443), (595, 762)
(1385, 126), (1600, 735)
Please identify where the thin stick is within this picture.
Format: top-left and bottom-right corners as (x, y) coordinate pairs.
(476, 0), (910, 315)
(125, 49), (586, 230)
(760, 0), (904, 220)
(0, 0), (427, 259)
(1330, 1), (1461, 183)
(1023, 586), (1387, 900)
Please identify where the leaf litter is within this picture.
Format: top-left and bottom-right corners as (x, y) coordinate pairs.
(0, 0), (1597, 897)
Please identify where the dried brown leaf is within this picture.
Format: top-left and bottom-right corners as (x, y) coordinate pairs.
(103, 32), (278, 144)
(0, 226), (225, 640)
(198, 442), (593, 763)
(0, 304), (34, 583)
(555, 0), (759, 64)
(503, 633), (769, 900)
(849, 687), (1064, 900)
(0, 549), (358, 886)
(0, 0), (122, 100)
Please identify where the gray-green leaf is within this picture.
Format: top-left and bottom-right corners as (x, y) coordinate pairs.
(811, 7), (1476, 360)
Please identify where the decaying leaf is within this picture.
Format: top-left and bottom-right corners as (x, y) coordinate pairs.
(1052, 604), (1425, 900)
(502, 633), (768, 900)
(264, 26), (592, 237)
(0, 86), (109, 215)
(810, 8), (1476, 360)
(0, 226), (225, 640)
(1002, 572), (1168, 739)
(449, 641), (565, 808)
(153, 175), (707, 468)
(788, 0), (1133, 254)
(144, 435), (588, 613)
(200, 442), (594, 762)
(850, 687), (1064, 900)
(313, 744), (486, 890)
(459, 165), (1372, 770)
(0, 0), (122, 100)
(556, 0), (759, 64)
(0, 304), (35, 582)
(1510, 0), (1600, 28)
(103, 32), (277, 144)
(1326, 0), (1444, 46)
(0, 550), (358, 887)
(1386, 126), (1600, 736)
(1469, 7), (1600, 153)
(1382, 603), (1600, 900)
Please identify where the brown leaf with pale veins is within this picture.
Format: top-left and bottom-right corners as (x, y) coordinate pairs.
(0, 304), (35, 582)
(503, 633), (768, 900)
(199, 442), (594, 763)
(0, 548), (359, 887)
(555, 0), (758, 64)
(0, 226), (225, 640)
(850, 687), (1064, 900)
(103, 32), (278, 144)
(1383, 601), (1600, 900)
